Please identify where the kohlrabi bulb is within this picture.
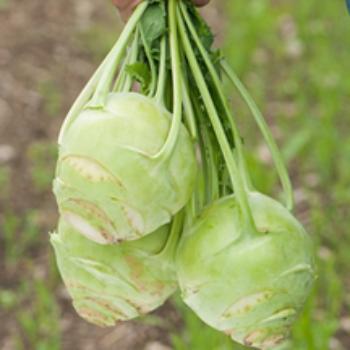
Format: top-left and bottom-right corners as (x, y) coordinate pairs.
(51, 219), (178, 327)
(176, 192), (316, 350)
(54, 92), (196, 244)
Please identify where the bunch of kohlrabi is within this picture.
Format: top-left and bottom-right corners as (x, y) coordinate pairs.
(51, 1), (316, 348)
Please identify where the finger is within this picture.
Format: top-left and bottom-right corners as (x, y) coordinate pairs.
(193, 0), (210, 6)
(112, 0), (140, 20)
(113, 0), (210, 21)
(113, 0), (209, 9)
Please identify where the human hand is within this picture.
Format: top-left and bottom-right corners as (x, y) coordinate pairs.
(113, 0), (210, 20)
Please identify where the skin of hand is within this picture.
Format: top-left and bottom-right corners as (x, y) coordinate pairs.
(113, 0), (210, 20)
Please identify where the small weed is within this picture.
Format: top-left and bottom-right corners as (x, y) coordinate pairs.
(2, 210), (44, 267)
(0, 0), (9, 10)
(78, 25), (120, 61)
(0, 289), (17, 310)
(0, 165), (11, 201)
(27, 141), (57, 192)
(38, 80), (63, 118)
(16, 280), (61, 350)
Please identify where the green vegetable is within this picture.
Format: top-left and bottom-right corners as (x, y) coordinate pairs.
(55, 92), (196, 244)
(53, 0), (197, 244)
(51, 0), (316, 344)
(176, 192), (316, 349)
(174, 4), (316, 348)
(51, 215), (182, 326)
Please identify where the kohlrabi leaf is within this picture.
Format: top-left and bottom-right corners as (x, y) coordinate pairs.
(185, 1), (214, 51)
(125, 62), (151, 93)
(140, 1), (167, 48)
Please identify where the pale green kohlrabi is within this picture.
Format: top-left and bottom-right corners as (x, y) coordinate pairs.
(51, 214), (183, 326)
(176, 192), (316, 349)
(176, 8), (316, 348)
(54, 92), (197, 245)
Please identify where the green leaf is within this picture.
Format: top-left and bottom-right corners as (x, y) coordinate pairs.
(125, 62), (151, 93)
(140, 1), (167, 47)
(186, 1), (214, 51)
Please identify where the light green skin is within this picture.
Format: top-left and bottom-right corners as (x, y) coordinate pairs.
(51, 220), (177, 327)
(176, 192), (316, 350)
(55, 92), (197, 244)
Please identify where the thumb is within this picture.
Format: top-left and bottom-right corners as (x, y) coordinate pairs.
(112, 0), (140, 20)
(113, 0), (210, 21)
(193, 0), (210, 6)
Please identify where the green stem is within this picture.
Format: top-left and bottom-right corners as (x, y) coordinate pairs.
(180, 3), (251, 193)
(177, 5), (257, 235)
(120, 31), (140, 92)
(57, 51), (112, 144)
(191, 93), (212, 206)
(155, 37), (167, 104)
(158, 211), (184, 259)
(221, 60), (294, 211)
(191, 88), (221, 203)
(202, 123), (220, 202)
(233, 148), (253, 191)
(88, 2), (148, 108)
(182, 75), (197, 140)
(139, 24), (157, 96)
(184, 194), (197, 231)
(221, 167), (230, 196)
(113, 31), (138, 92)
(162, 75), (173, 112)
(152, 0), (183, 160)
(113, 60), (127, 92)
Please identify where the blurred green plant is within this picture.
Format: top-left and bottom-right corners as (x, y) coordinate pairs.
(0, 165), (11, 201)
(16, 280), (61, 350)
(78, 25), (120, 61)
(27, 141), (57, 192)
(0, 0), (9, 10)
(0, 289), (17, 310)
(2, 211), (43, 267)
(38, 80), (63, 118)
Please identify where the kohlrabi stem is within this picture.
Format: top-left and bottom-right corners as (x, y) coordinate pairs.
(184, 199), (196, 231)
(113, 59), (127, 92)
(88, 2), (148, 108)
(202, 123), (220, 202)
(139, 24), (157, 96)
(180, 3), (251, 193)
(194, 160), (206, 213)
(191, 93), (212, 206)
(113, 30), (139, 92)
(57, 51), (112, 144)
(177, 6), (257, 235)
(155, 37), (167, 104)
(121, 31), (140, 92)
(221, 60), (294, 211)
(158, 210), (184, 259)
(221, 167), (230, 196)
(233, 148), (253, 191)
(152, 0), (183, 161)
(182, 75), (197, 140)
(192, 87), (220, 202)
